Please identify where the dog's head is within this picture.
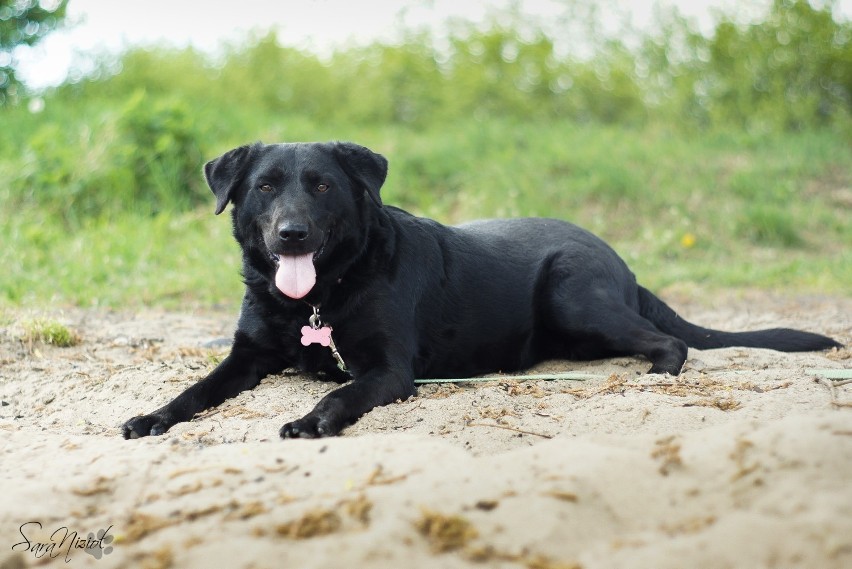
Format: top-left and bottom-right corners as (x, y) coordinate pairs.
(204, 141), (388, 300)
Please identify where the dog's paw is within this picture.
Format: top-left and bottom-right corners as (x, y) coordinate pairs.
(647, 363), (681, 375)
(279, 414), (340, 439)
(121, 413), (173, 439)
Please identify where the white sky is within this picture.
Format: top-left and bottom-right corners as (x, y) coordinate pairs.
(13, 0), (852, 90)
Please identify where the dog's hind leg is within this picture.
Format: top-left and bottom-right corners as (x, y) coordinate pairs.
(547, 290), (688, 375)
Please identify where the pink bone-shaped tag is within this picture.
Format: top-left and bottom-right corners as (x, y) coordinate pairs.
(301, 325), (333, 347)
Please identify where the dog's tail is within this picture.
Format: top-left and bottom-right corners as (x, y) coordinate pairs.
(637, 286), (842, 352)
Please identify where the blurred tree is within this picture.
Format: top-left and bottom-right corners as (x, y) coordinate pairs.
(0, 0), (68, 105)
(8, 0), (848, 132)
(701, 0), (850, 130)
(447, 25), (564, 119)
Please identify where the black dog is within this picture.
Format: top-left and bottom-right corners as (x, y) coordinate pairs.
(122, 141), (841, 439)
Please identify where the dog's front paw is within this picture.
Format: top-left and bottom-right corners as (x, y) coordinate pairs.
(122, 413), (174, 439)
(280, 413), (341, 439)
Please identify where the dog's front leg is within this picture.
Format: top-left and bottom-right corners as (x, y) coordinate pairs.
(122, 336), (287, 439)
(280, 366), (416, 438)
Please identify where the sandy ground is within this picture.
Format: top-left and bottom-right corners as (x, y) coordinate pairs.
(1, 288), (851, 569)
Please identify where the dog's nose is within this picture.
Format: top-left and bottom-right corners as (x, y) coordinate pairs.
(278, 223), (309, 242)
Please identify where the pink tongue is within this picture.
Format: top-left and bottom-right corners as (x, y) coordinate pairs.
(275, 254), (316, 299)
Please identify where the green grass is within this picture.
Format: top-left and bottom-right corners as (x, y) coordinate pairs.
(20, 318), (80, 347)
(1, 210), (242, 308)
(1, 118), (849, 310)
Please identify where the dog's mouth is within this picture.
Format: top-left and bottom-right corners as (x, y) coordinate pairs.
(268, 233), (329, 300)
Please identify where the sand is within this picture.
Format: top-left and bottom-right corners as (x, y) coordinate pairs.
(1, 288), (850, 569)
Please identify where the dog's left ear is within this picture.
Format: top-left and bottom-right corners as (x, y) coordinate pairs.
(204, 143), (258, 215)
(332, 142), (387, 207)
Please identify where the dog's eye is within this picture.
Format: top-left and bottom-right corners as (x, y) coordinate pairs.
(259, 184), (273, 193)
(316, 183), (330, 193)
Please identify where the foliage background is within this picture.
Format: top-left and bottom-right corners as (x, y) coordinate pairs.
(1, 0), (849, 308)
(0, 0), (69, 104)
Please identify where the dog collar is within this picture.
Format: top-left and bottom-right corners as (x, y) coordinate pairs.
(300, 305), (348, 373)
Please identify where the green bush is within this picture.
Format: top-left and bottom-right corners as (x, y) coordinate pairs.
(115, 91), (206, 213)
(702, 0), (851, 131)
(8, 90), (205, 224)
(25, 0), (847, 135)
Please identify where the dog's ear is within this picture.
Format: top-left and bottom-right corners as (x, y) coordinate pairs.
(332, 142), (387, 208)
(204, 143), (258, 215)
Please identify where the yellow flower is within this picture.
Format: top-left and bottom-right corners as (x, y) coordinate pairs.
(680, 232), (697, 248)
